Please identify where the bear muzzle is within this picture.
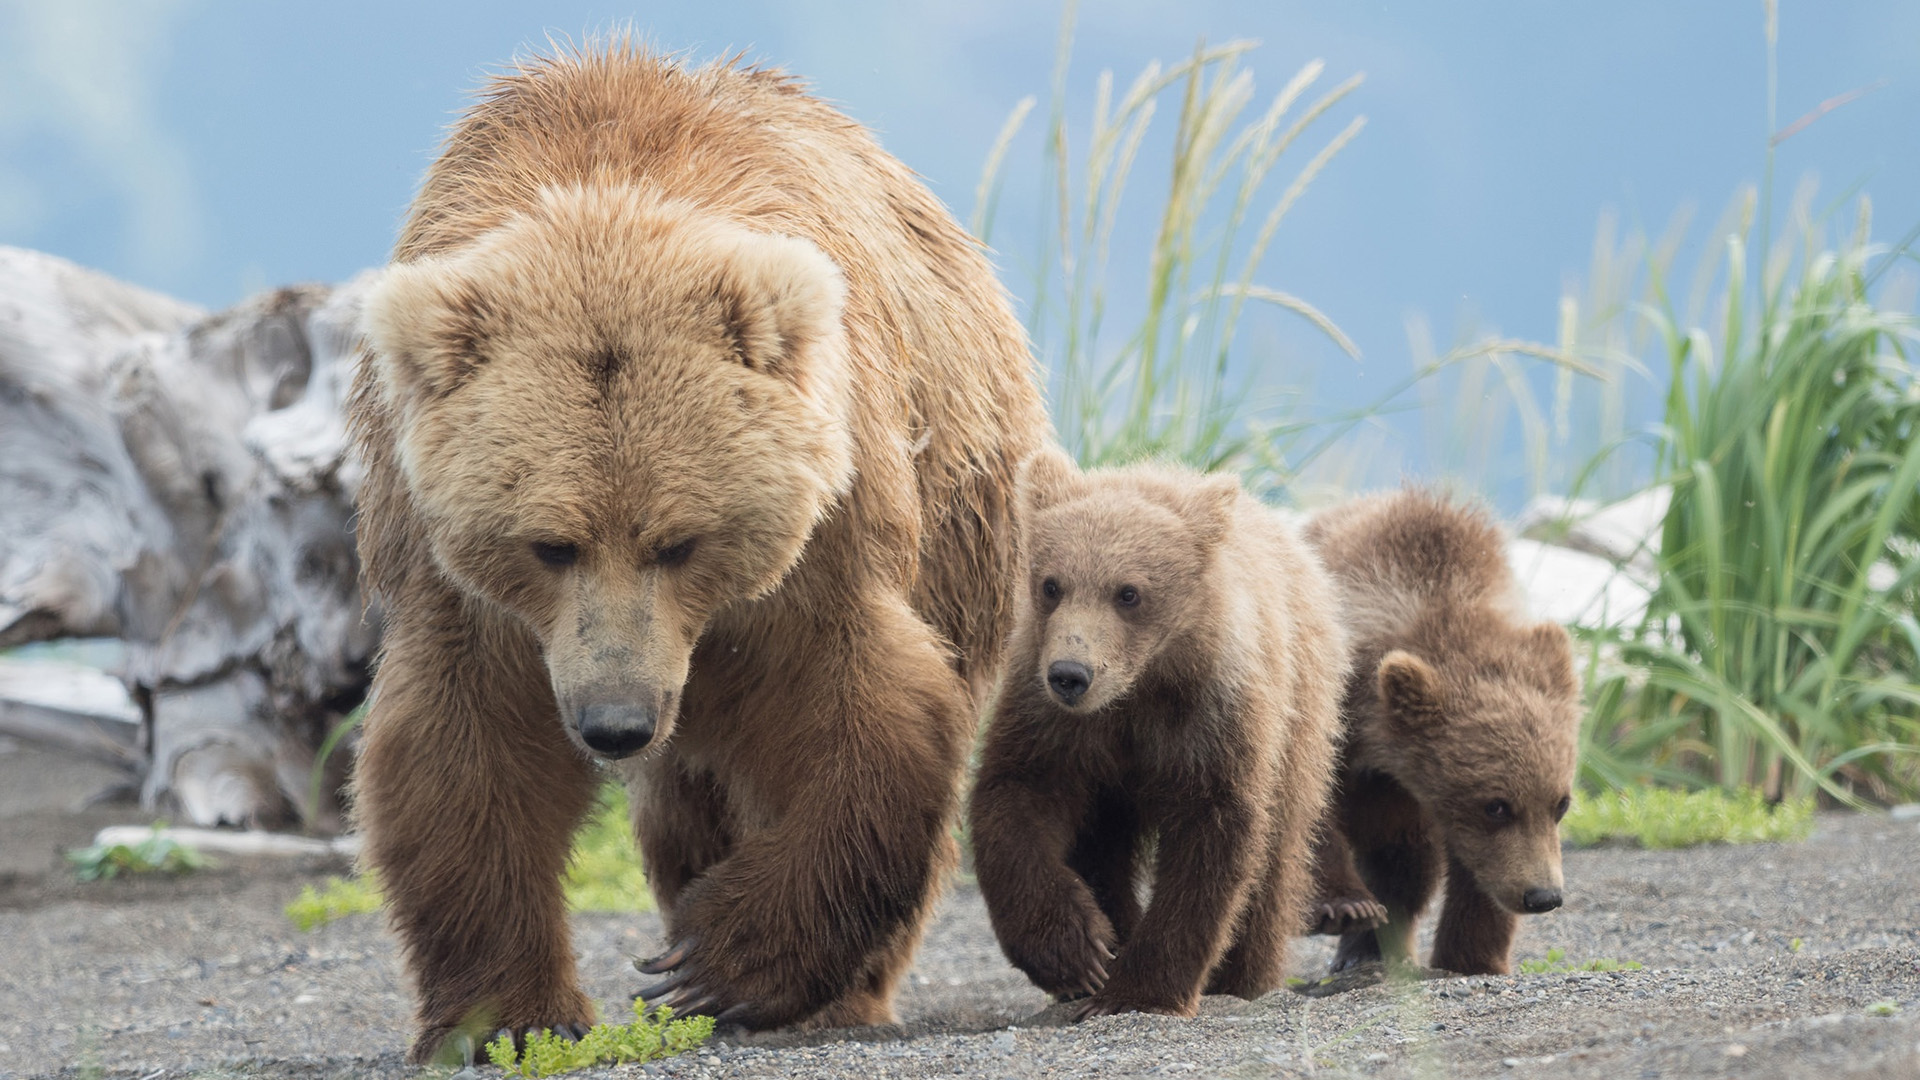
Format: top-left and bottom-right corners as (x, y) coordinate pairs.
(1520, 886), (1563, 914)
(1047, 660), (1093, 706)
(575, 701), (658, 759)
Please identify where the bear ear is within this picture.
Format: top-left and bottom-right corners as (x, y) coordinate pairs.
(712, 231), (849, 408)
(1522, 621), (1580, 698)
(360, 257), (499, 402)
(1377, 649), (1444, 728)
(1180, 472), (1242, 549)
(1016, 445), (1082, 514)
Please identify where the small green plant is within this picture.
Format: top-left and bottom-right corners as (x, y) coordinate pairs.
(486, 1000), (714, 1077)
(1866, 1000), (1900, 1017)
(285, 784), (652, 930)
(562, 783), (653, 913)
(1789, 937), (1805, 953)
(1562, 786), (1814, 849)
(286, 874), (384, 931)
(66, 824), (207, 880)
(1518, 947), (1644, 975)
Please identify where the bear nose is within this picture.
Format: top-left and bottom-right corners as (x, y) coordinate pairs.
(1047, 660), (1092, 705)
(576, 703), (656, 759)
(1521, 887), (1563, 914)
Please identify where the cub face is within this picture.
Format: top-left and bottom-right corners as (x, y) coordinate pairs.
(1374, 625), (1582, 915)
(361, 185), (855, 760)
(1013, 449), (1238, 715)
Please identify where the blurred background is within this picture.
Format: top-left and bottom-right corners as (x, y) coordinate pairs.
(3, 0), (1916, 503)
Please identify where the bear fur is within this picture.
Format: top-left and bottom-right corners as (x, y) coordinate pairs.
(348, 45), (1047, 1060)
(969, 450), (1346, 1019)
(1303, 489), (1581, 976)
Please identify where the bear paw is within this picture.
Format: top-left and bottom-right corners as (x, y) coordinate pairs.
(1312, 896), (1388, 936)
(1070, 992), (1191, 1022)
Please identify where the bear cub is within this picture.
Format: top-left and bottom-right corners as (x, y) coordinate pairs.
(970, 450), (1347, 1019)
(1304, 488), (1582, 976)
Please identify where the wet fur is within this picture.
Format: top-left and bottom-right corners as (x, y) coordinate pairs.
(970, 452), (1346, 1017)
(348, 44), (1046, 1061)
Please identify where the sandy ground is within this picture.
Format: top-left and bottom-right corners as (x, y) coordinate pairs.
(3, 739), (1918, 1080)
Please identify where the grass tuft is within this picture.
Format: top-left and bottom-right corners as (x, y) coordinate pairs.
(1518, 947), (1644, 975)
(1562, 787), (1814, 849)
(286, 875), (383, 931)
(66, 823), (207, 881)
(284, 784), (652, 930)
(486, 999), (714, 1077)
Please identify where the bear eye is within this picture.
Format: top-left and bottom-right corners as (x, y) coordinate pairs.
(656, 538), (697, 567)
(1041, 577), (1061, 600)
(1484, 799), (1513, 823)
(1116, 585), (1140, 607)
(532, 541), (579, 568)
(1553, 795), (1571, 822)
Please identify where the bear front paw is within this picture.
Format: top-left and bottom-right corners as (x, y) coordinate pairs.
(1312, 896), (1388, 936)
(1006, 910), (1117, 1001)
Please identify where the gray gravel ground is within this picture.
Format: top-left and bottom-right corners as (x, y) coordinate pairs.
(3, 740), (1918, 1079)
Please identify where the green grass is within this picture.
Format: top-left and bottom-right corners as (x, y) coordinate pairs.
(285, 874), (383, 931)
(1518, 948), (1644, 975)
(285, 784), (652, 930)
(485, 999), (714, 1077)
(67, 823), (207, 881)
(1561, 786), (1815, 849)
(974, 2), (1589, 495)
(1573, 197), (1920, 804)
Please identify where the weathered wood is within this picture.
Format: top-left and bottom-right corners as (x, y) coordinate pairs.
(0, 247), (375, 831)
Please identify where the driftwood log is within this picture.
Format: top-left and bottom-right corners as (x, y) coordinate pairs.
(0, 246), (374, 830)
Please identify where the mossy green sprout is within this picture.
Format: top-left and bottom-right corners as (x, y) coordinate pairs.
(285, 784), (653, 930)
(286, 874), (383, 931)
(1866, 1000), (1900, 1017)
(1561, 787), (1814, 849)
(1518, 947), (1643, 974)
(485, 1000), (714, 1077)
(66, 823), (207, 880)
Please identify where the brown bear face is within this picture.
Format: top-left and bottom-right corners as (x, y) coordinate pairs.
(362, 185), (856, 759)
(1374, 625), (1581, 915)
(1013, 449), (1238, 714)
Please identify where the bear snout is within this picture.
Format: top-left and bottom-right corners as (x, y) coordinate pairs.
(1521, 886), (1563, 914)
(576, 702), (657, 759)
(1047, 660), (1092, 705)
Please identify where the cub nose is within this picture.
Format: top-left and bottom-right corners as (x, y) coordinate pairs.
(1047, 660), (1092, 705)
(576, 703), (656, 759)
(1521, 887), (1563, 914)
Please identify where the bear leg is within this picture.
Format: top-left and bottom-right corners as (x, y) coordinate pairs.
(1075, 795), (1260, 1018)
(625, 751), (732, 919)
(1066, 793), (1144, 948)
(1207, 791), (1318, 999)
(1308, 818), (1389, 936)
(972, 746), (1113, 1000)
(1429, 856), (1519, 975)
(633, 595), (971, 1029)
(355, 600), (601, 1064)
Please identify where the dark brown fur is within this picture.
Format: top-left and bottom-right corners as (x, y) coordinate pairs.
(348, 45), (1046, 1061)
(1303, 489), (1581, 976)
(970, 452), (1345, 1018)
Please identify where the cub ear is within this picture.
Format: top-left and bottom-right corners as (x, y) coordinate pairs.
(1180, 472), (1243, 549)
(1377, 650), (1444, 727)
(360, 256), (499, 402)
(1015, 445), (1082, 514)
(713, 230), (849, 408)
(1523, 621), (1580, 698)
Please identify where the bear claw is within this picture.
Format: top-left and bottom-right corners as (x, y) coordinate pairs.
(1313, 898), (1388, 935)
(636, 936), (699, 975)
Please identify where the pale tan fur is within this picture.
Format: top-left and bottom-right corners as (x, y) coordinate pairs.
(348, 44), (1047, 1061)
(970, 449), (1346, 1018)
(1304, 489), (1581, 976)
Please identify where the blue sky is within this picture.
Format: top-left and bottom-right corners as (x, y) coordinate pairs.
(3, 1), (1915, 497)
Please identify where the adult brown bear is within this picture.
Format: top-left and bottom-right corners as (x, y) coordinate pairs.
(349, 44), (1046, 1061)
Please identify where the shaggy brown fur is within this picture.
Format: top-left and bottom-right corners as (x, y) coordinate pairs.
(348, 45), (1046, 1061)
(1303, 489), (1581, 976)
(970, 450), (1346, 1019)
